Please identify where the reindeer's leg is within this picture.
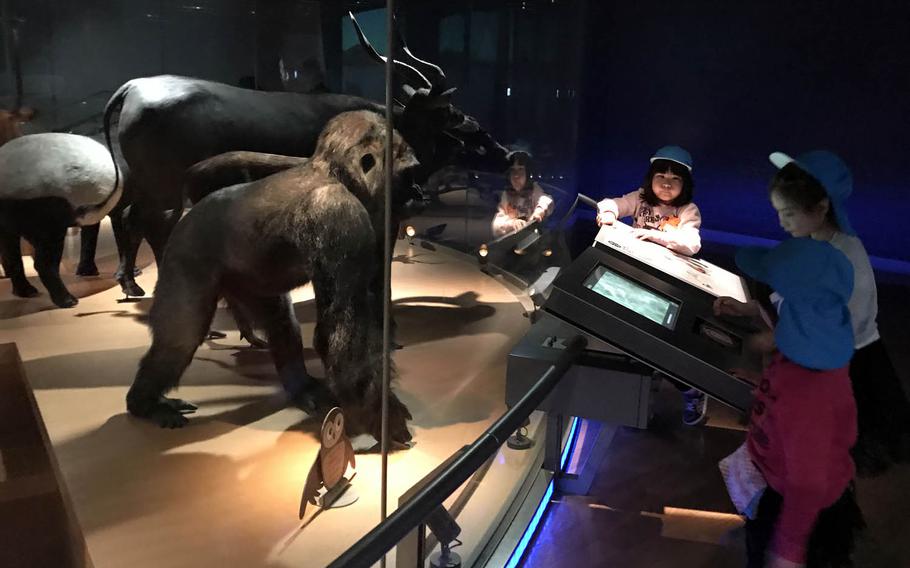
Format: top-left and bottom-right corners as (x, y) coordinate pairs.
(127, 260), (219, 427)
(145, 206), (183, 267)
(76, 223), (100, 276)
(0, 228), (37, 298)
(110, 204), (141, 278)
(223, 292), (268, 348)
(116, 203), (146, 297)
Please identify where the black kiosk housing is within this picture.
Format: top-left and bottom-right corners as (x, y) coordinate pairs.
(505, 227), (763, 490)
(542, 241), (759, 412)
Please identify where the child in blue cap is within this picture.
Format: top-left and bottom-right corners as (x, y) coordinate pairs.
(596, 145), (703, 255)
(734, 237), (863, 568)
(492, 150), (554, 237)
(716, 150), (910, 476)
(596, 145), (707, 425)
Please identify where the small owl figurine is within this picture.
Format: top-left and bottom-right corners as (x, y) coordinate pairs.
(299, 407), (356, 519)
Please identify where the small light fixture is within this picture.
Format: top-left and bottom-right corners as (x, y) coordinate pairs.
(542, 249), (553, 257)
(478, 243), (489, 258)
(405, 225), (417, 238)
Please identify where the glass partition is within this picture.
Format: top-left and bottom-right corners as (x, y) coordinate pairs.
(0, 1), (588, 566)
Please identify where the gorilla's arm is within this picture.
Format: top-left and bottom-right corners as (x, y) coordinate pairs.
(185, 151), (309, 204)
(308, 190), (412, 444)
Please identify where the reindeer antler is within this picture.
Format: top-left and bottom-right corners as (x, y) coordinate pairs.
(348, 11), (432, 91)
(391, 14), (447, 90)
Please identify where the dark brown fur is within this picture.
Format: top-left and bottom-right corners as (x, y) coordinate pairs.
(126, 110), (418, 444)
(185, 152), (310, 204)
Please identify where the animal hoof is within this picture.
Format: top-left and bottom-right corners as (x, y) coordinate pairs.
(52, 294), (79, 308)
(240, 331), (269, 349)
(119, 280), (146, 297)
(114, 267), (143, 280)
(12, 283), (40, 298)
(76, 263), (100, 277)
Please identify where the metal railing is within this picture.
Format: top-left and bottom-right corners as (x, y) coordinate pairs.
(328, 334), (587, 568)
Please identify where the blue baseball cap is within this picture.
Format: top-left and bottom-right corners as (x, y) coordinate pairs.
(651, 145), (693, 171)
(736, 237), (854, 370)
(769, 150), (855, 235)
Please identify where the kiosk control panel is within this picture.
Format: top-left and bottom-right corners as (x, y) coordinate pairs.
(542, 223), (760, 412)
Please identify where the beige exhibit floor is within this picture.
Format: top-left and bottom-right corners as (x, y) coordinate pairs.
(0, 225), (539, 568)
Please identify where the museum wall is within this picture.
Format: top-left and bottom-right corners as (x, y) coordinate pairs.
(576, 0), (910, 263)
(0, 0), (326, 135)
(4, 0), (902, 261)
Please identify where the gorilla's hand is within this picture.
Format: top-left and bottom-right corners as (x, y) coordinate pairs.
(288, 379), (336, 415)
(379, 393), (413, 445)
(140, 396), (197, 428)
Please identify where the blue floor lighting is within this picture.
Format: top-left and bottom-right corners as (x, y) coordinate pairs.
(504, 416), (580, 568)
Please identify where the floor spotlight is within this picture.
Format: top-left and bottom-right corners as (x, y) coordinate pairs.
(427, 505), (462, 568)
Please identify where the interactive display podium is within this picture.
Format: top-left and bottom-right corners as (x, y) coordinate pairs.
(506, 223), (762, 490)
(541, 223), (760, 412)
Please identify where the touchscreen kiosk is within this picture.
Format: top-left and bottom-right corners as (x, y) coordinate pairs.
(542, 223), (759, 412)
(583, 265), (680, 329)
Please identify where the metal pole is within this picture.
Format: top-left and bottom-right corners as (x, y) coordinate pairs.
(380, 1), (396, 567)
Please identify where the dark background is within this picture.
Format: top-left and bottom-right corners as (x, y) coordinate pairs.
(574, 0), (910, 265)
(1, 0), (907, 264)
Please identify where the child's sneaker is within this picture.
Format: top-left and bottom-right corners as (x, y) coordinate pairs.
(682, 388), (708, 426)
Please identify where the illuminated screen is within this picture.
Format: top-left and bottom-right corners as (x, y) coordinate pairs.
(583, 265), (680, 329)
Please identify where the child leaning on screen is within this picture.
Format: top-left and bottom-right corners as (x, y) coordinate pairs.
(597, 145), (707, 425)
(596, 145), (702, 256)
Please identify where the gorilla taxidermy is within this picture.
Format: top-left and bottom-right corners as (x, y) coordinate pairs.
(126, 110), (420, 445)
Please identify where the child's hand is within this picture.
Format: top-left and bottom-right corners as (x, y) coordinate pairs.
(511, 219), (528, 232)
(714, 297), (760, 318)
(596, 210), (616, 226)
(631, 228), (669, 247)
(747, 329), (776, 354)
(530, 209), (546, 223)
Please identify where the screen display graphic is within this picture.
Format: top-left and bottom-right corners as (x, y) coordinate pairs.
(583, 265), (680, 329)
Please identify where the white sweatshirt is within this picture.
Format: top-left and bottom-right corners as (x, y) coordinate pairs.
(492, 182), (555, 237)
(597, 189), (702, 256)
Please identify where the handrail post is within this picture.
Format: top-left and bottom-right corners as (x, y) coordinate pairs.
(327, 334), (587, 568)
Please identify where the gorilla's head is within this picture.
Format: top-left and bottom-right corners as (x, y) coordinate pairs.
(314, 110), (424, 219)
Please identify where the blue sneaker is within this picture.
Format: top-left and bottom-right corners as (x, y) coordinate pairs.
(682, 389), (708, 426)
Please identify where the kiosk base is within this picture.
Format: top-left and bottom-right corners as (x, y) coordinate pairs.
(506, 313), (658, 495)
(506, 313), (655, 430)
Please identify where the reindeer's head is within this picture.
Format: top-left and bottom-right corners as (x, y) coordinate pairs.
(0, 107), (34, 147)
(349, 12), (509, 184)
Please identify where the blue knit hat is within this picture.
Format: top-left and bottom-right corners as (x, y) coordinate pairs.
(651, 145), (693, 171)
(769, 150), (855, 235)
(736, 238), (854, 370)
